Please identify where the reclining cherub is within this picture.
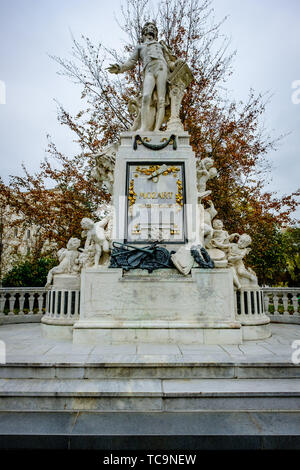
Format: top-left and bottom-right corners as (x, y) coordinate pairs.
(45, 237), (81, 288)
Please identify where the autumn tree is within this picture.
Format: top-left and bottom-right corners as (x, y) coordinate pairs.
(280, 227), (300, 286)
(1, 0), (299, 285)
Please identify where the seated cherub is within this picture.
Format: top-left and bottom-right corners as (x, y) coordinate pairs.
(227, 233), (257, 289)
(45, 237), (81, 288)
(209, 219), (239, 251)
(78, 245), (96, 269)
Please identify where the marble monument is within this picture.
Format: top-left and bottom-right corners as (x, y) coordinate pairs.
(42, 22), (270, 344)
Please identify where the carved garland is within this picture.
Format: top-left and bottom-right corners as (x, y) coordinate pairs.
(128, 179), (137, 206)
(133, 134), (177, 150)
(176, 179), (184, 207)
(135, 165), (180, 177)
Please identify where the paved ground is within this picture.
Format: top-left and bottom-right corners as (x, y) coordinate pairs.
(1, 323), (300, 450)
(0, 323), (299, 365)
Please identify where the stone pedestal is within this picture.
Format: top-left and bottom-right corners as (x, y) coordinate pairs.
(73, 267), (242, 344)
(235, 284), (271, 341)
(42, 274), (80, 339)
(112, 131), (198, 248)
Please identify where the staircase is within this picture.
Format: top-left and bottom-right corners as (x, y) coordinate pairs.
(1, 359), (300, 450)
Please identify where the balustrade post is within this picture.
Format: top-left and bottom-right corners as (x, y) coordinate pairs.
(263, 293), (270, 314)
(292, 295), (299, 315)
(28, 293), (35, 315)
(37, 293), (44, 315)
(67, 290), (72, 319)
(0, 293), (5, 315)
(254, 290), (258, 315)
(19, 294), (25, 315)
(273, 294), (279, 314)
(282, 293), (289, 315)
(8, 292), (15, 315)
(75, 291), (79, 317)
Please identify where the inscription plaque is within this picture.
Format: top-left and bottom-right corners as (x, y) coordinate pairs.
(126, 162), (186, 243)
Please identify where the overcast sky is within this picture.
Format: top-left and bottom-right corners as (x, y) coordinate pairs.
(0, 0), (299, 218)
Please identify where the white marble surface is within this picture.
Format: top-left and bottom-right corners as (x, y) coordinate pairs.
(0, 322), (298, 365)
(78, 268), (237, 324)
(113, 131), (198, 247)
(75, 266), (242, 344)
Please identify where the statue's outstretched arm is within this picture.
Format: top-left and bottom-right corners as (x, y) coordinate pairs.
(107, 47), (139, 74)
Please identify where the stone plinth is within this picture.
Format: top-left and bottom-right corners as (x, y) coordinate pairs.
(73, 267), (242, 344)
(235, 284), (271, 341)
(42, 274), (81, 339)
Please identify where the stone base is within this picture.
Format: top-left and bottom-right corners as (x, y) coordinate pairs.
(242, 323), (271, 341)
(73, 266), (243, 345)
(42, 323), (73, 340)
(41, 273), (80, 339)
(73, 326), (242, 345)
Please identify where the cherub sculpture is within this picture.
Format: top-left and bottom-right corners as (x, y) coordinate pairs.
(45, 238), (81, 288)
(206, 219), (239, 267)
(227, 233), (257, 289)
(209, 219), (231, 250)
(196, 157), (218, 200)
(80, 214), (112, 267)
(78, 244), (96, 269)
(198, 200), (217, 246)
(91, 143), (118, 195)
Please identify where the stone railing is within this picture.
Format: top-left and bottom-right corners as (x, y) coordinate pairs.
(0, 287), (47, 324)
(262, 287), (300, 324)
(1, 285), (299, 326)
(43, 288), (80, 325)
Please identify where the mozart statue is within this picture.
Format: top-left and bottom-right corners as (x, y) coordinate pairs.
(108, 22), (188, 132)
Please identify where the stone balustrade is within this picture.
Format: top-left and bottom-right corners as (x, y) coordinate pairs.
(234, 286), (271, 340)
(0, 285), (299, 327)
(0, 287), (47, 324)
(235, 288), (265, 318)
(263, 287), (300, 324)
(43, 288), (80, 325)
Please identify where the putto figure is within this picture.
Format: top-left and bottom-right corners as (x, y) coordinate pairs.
(107, 22), (177, 132)
(228, 234), (258, 289)
(80, 215), (112, 267)
(196, 157), (218, 200)
(45, 238), (81, 288)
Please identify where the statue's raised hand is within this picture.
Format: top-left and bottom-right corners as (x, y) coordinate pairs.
(107, 63), (120, 74)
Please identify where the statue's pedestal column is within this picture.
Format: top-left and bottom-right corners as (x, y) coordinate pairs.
(73, 267), (242, 344)
(74, 130), (242, 344)
(112, 131), (199, 248)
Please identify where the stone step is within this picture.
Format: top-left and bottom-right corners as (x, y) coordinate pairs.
(1, 361), (299, 379)
(1, 410), (300, 450)
(0, 378), (300, 411)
